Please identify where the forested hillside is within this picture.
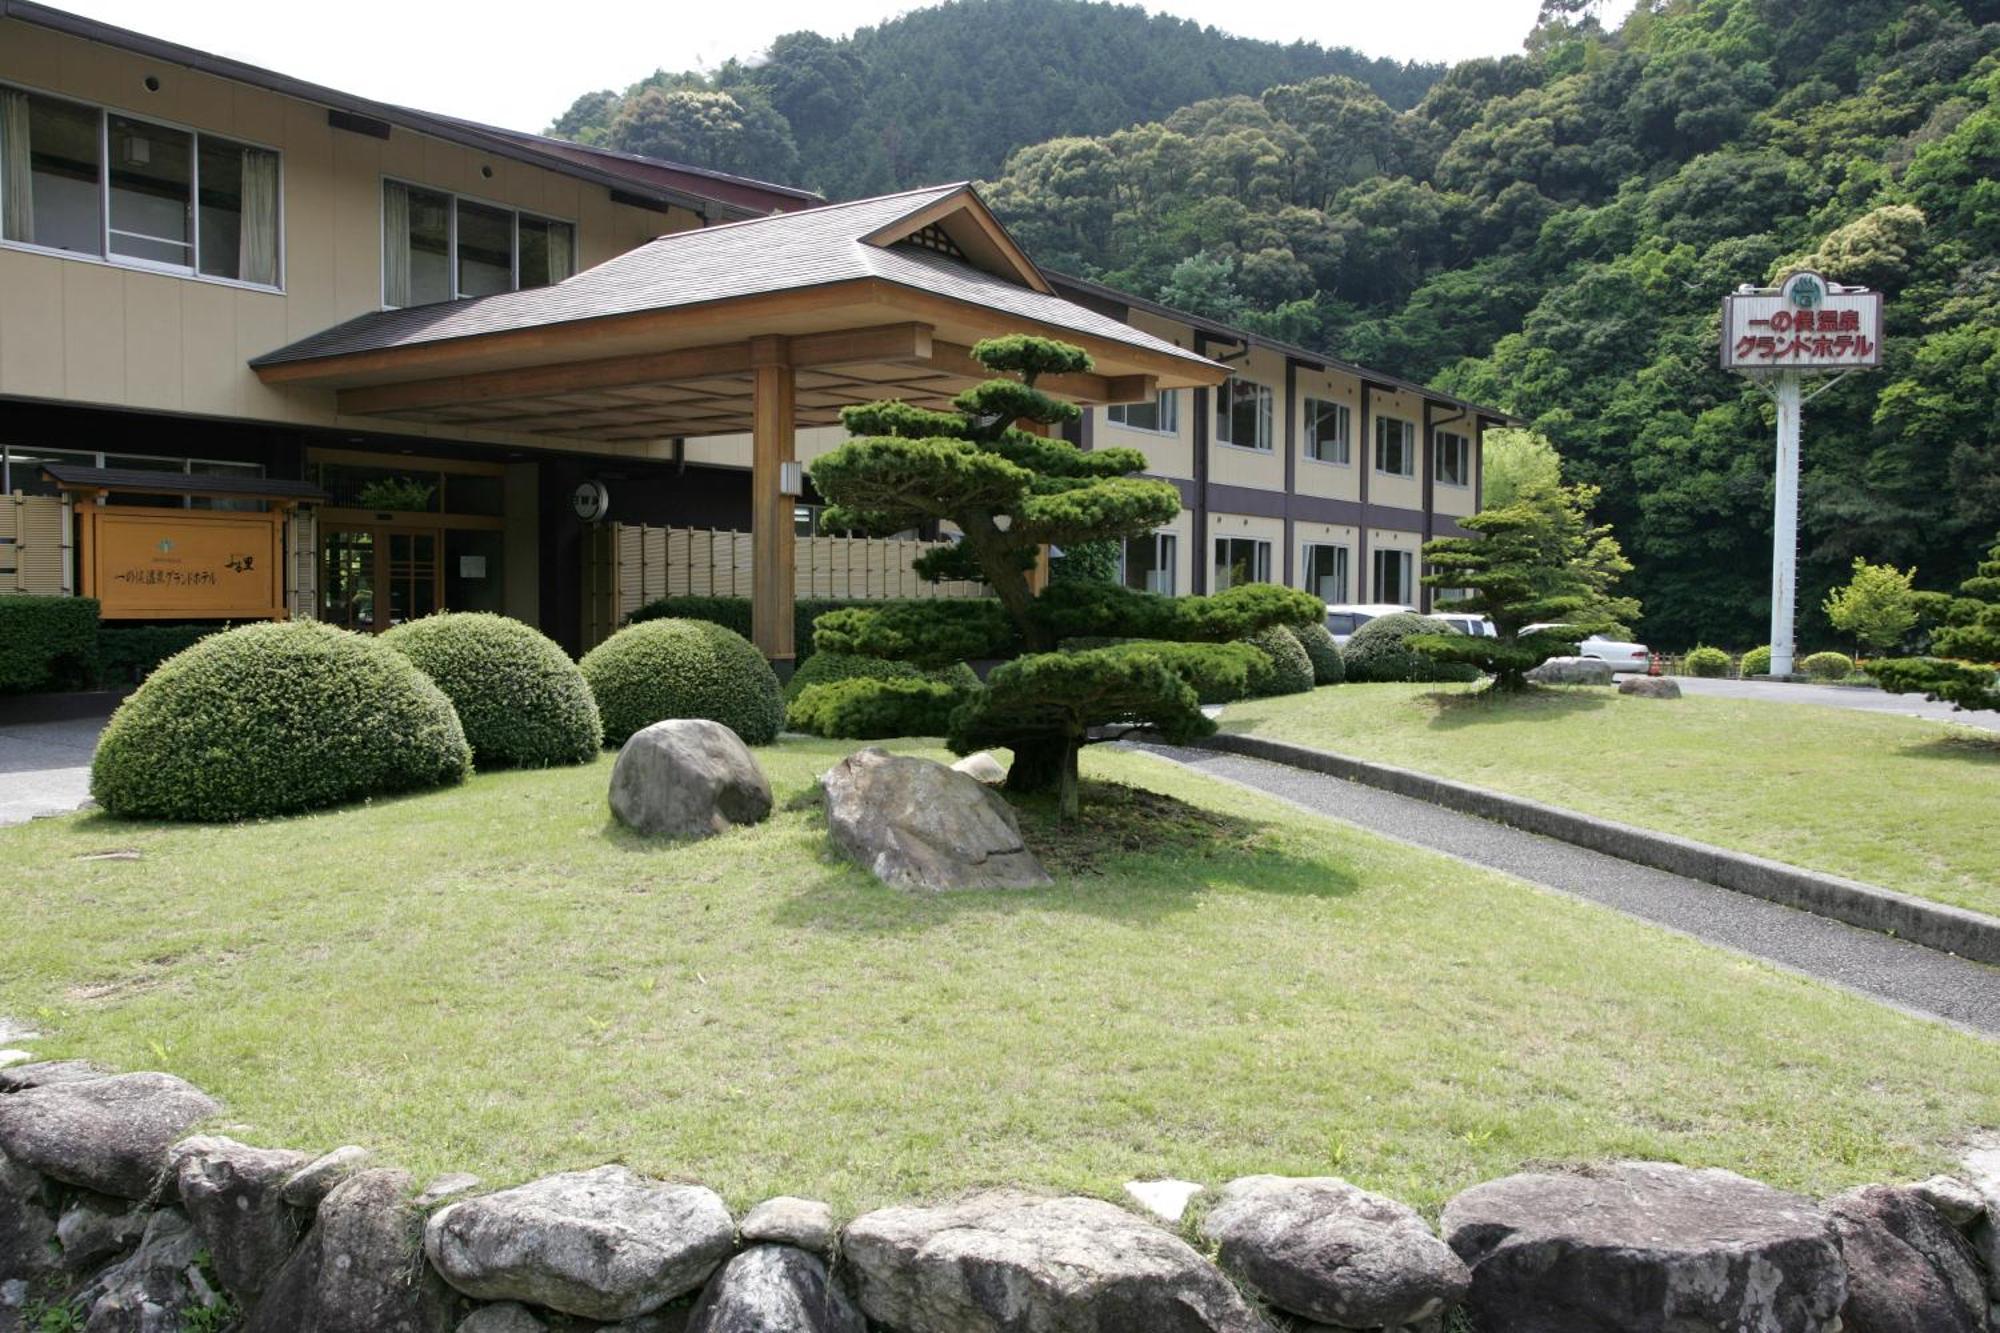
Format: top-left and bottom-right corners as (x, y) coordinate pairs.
(544, 0), (1438, 199)
(984, 0), (2000, 648)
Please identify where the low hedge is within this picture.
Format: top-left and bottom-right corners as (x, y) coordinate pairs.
(581, 618), (784, 746)
(1288, 622), (1345, 686)
(786, 677), (965, 739)
(1245, 624), (1315, 697)
(1800, 650), (1855, 681)
(384, 612), (601, 768)
(96, 624), (216, 686)
(1741, 645), (1773, 677)
(0, 596), (100, 693)
(782, 650), (924, 701)
(625, 595), (1005, 665)
(1344, 613), (1483, 684)
(1683, 645), (1732, 678)
(90, 621), (471, 821)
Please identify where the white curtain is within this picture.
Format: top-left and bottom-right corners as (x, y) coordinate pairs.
(382, 180), (411, 306)
(239, 147), (278, 286)
(0, 89), (30, 245)
(548, 220), (574, 283)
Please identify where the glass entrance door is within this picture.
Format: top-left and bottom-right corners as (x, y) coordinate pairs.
(320, 525), (442, 632)
(385, 530), (440, 627)
(320, 527), (377, 631)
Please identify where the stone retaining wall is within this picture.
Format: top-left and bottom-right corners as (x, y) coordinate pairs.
(2, 1062), (1996, 1332)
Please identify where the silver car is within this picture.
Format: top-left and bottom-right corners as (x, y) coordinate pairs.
(1324, 603), (1417, 646)
(1522, 623), (1652, 674)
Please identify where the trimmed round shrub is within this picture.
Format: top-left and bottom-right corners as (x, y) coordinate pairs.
(1288, 621), (1346, 685)
(1801, 650), (1855, 681)
(787, 677), (964, 739)
(1245, 624), (1315, 697)
(782, 650), (924, 701)
(580, 618), (783, 747)
(383, 612), (601, 768)
(1683, 645), (1732, 678)
(1344, 613), (1483, 684)
(1741, 644), (1773, 677)
(90, 620), (470, 821)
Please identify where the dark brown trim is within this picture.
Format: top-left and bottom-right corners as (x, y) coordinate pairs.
(1204, 482), (1286, 521)
(1282, 358), (1298, 586)
(1191, 333), (1212, 594)
(1420, 399), (1435, 612)
(1356, 381), (1371, 598)
(327, 109), (390, 140)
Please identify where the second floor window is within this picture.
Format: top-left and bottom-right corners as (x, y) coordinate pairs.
(1435, 430), (1472, 487)
(1215, 378), (1273, 451)
(1305, 398), (1351, 465)
(383, 180), (575, 307)
(0, 84), (280, 287)
(1213, 536), (1271, 590)
(1107, 390), (1179, 434)
(1375, 416), (1416, 478)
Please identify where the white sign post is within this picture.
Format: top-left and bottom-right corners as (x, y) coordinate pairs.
(1722, 271), (1883, 677)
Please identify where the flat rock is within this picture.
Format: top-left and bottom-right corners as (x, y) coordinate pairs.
(949, 751), (1007, 783)
(1526, 656), (1614, 686)
(456, 1303), (548, 1332)
(1, 1151), (57, 1282)
(281, 1146), (373, 1210)
(0, 1071), (219, 1199)
(1909, 1175), (1985, 1230)
(822, 748), (1052, 892)
(424, 1165), (733, 1321)
(172, 1135), (311, 1296)
(244, 1167), (454, 1333)
(686, 1245), (864, 1333)
(739, 1196), (834, 1255)
(416, 1173), (483, 1208)
(1825, 1184), (1986, 1332)
(1441, 1162), (1844, 1333)
(1618, 675), (1681, 699)
(1125, 1178), (1204, 1224)
(610, 719), (773, 839)
(0, 1060), (109, 1094)
(843, 1189), (1268, 1333)
(55, 1192), (149, 1272)
(1201, 1175), (1469, 1329)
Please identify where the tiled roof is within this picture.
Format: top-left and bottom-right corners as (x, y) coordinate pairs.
(251, 187), (1207, 371)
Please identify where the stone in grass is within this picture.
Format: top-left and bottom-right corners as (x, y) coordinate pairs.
(686, 1245), (865, 1333)
(844, 1189), (1267, 1333)
(610, 718), (773, 839)
(0, 1059), (107, 1093)
(1525, 656), (1614, 686)
(171, 1135), (311, 1296)
(0, 1071), (220, 1200)
(281, 1145), (374, 1210)
(1200, 1175), (1469, 1330)
(1442, 1161), (1844, 1333)
(822, 748), (1052, 893)
(1618, 674), (1681, 699)
(425, 1164), (733, 1322)
(949, 750), (1007, 784)
(1825, 1185), (1987, 1333)
(740, 1196), (835, 1255)
(456, 1304), (548, 1333)
(1124, 1178), (1205, 1224)
(416, 1173), (483, 1208)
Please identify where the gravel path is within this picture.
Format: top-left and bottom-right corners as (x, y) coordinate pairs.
(1131, 742), (2000, 1038)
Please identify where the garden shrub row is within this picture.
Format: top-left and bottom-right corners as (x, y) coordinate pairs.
(0, 595), (100, 692)
(627, 595), (1002, 665)
(1344, 613), (1483, 684)
(1289, 621), (1346, 685)
(787, 676), (967, 739)
(384, 613), (602, 768)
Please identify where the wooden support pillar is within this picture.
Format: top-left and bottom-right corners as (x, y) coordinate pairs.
(750, 336), (796, 665)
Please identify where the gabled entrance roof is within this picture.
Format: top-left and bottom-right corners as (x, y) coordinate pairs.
(250, 185), (1223, 443)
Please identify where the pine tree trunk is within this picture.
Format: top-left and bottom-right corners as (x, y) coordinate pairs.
(1004, 738), (1066, 795)
(1057, 741), (1081, 822)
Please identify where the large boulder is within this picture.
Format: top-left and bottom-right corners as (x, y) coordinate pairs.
(843, 1189), (1268, 1333)
(1618, 675), (1681, 699)
(424, 1165), (733, 1322)
(0, 1060), (107, 1094)
(609, 719), (773, 839)
(171, 1135), (310, 1297)
(66, 1207), (222, 1331)
(1823, 1185), (1986, 1332)
(1, 1151), (57, 1283)
(244, 1168), (454, 1333)
(1525, 656), (1613, 686)
(0, 1072), (219, 1200)
(686, 1245), (865, 1333)
(1199, 1175), (1469, 1330)
(821, 749), (1052, 892)
(1441, 1162), (1845, 1333)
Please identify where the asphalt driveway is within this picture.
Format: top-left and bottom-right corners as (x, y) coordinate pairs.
(1672, 675), (2000, 732)
(0, 716), (102, 827)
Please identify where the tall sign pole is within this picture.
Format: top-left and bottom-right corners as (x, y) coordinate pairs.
(1722, 272), (1882, 678)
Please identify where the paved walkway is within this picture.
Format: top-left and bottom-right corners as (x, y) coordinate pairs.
(1131, 742), (2000, 1037)
(1674, 675), (2000, 731)
(0, 717), (101, 827)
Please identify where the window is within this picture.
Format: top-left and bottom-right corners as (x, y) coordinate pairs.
(0, 85), (280, 286)
(1107, 390), (1179, 434)
(1375, 416), (1415, 477)
(1212, 536), (1270, 590)
(382, 179), (575, 307)
(1304, 398), (1351, 465)
(1301, 543), (1349, 603)
(1435, 429), (1472, 487)
(0, 445), (263, 505)
(1372, 548), (1414, 604)
(1120, 531), (1177, 595)
(1215, 378), (1273, 451)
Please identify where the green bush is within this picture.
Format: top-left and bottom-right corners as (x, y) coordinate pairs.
(0, 596), (100, 692)
(786, 676), (964, 739)
(95, 624), (216, 686)
(90, 621), (470, 821)
(1091, 639), (1267, 704)
(1800, 650), (1855, 681)
(1741, 644), (1773, 677)
(580, 617), (783, 746)
(782, 650), (924, 701)
(1245, 624), (1315, 697)
(1344, 613), (1483, 684)
(625, 595), (1005, 665)
(1683, 645), (1732, 678)
(1288, 621), (1345, 685)
(383, 612), (601, 768)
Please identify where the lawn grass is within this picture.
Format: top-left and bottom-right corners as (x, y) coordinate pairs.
(1, 738), (1994, 1222)
(1222, 683), (2000, 918)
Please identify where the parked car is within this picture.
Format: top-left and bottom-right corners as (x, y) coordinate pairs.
(1324, 603), (1416, 646)
(1522, 623), (1651, 673)
(1428, 613), (1496, 638)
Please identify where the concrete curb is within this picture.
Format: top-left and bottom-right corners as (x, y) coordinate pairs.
(1197, 731), (2000, 968)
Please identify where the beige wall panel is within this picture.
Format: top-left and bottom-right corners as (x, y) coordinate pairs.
(235, 296), (293, 418)
(229, 83), (290, 145)
(331, 132), (385, 315)
(1211, 345), (1284, 491)
(61, 263), (125, 404)
(0, 251), (66, 397)
(1206, 510), (1284, 587)
(180, 282), (240, 407)
(379, 125), (427, 179)
(1367, 388), (1424, 512)
(1293, 366), (1361, 501)
(120, 272), (185, 410)
(1432, 422), (1478, 517)
(0, 20), (65, 84)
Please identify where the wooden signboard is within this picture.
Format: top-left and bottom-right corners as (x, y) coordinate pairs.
(80, 504), (289, 621)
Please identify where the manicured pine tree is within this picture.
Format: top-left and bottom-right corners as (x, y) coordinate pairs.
(1411, 481), (1640, 692)
(1873, 532), (2000, 713)
(807, 335), (1320, 816)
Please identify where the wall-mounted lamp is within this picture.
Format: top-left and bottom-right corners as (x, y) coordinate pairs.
(779, 461), (803, 497)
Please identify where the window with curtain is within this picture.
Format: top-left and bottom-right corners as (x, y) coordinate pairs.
(518, 215), (574, 289)
(196, 136), (279, 285)
(1107, 390), (1178, 434)
(1212, 536), (1270, 590)
(384, 180), (577, 306)
(1215, 378), (1273, 450)
(1120, 531), (1177, 594)
(1302, 543), (1349, 603)
(1305, 397), (1351, 464)
(1375, 416), (1416, 477)
(1434, 430), (1472, 486)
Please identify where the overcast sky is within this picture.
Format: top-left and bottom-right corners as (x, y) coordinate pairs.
(55, 0), (1639, 133)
